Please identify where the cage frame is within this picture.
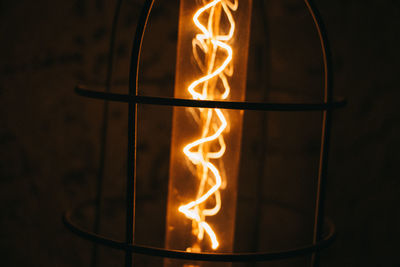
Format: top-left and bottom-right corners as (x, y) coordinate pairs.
(64, 0), (345, 266)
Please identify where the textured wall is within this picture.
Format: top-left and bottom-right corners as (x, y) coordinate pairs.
(0, 0), (399, 266)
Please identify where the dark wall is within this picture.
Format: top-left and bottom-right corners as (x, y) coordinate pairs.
(0, 0), (399, 266)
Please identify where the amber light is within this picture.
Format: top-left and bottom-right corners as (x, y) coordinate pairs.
(165, 0), (252, 262)
(63, 0), (340, 266)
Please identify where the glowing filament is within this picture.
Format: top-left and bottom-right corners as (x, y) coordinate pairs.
(178, 0), (238, 251)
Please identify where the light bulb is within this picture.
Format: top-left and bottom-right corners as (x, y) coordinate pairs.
(165, 0), (252, 265)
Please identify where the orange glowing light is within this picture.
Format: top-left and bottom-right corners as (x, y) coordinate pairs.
(178, 0), (238, 251)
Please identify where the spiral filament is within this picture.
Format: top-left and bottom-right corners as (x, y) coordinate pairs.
(178, 0), (238, 251)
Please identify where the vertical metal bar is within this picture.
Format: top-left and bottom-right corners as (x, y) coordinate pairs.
(91, 1), (123, 267)
(126, 99), (136, 267)
(303, 1), (333, 266)
(311, 108), (332, 267)
(126, 1), (155, 266)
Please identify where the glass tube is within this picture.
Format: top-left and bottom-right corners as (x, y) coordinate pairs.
(165, 0), (252, 265)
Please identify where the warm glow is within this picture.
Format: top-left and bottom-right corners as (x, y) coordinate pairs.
(178, 0), (238, 251)
(165, 0), (251, 259)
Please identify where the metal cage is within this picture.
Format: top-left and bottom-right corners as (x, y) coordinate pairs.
(64, 0), (346, 266)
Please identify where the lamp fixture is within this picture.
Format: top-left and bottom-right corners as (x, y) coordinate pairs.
(64, 1), (345, 267)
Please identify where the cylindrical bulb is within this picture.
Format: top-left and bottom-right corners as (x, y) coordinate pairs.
(165, 0), (252, 265)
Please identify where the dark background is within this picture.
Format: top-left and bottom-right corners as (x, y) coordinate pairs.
(0, 0), (399, 266)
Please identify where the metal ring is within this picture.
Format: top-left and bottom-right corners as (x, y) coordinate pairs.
(75, 85), (346, 112)
(63, 199), (336, 262)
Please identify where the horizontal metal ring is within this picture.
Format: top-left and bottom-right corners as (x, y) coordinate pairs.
(75, 85), (346, 112)
(63, 199), (336, 262)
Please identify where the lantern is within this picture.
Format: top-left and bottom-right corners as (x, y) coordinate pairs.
(64, 0), (345, 267)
